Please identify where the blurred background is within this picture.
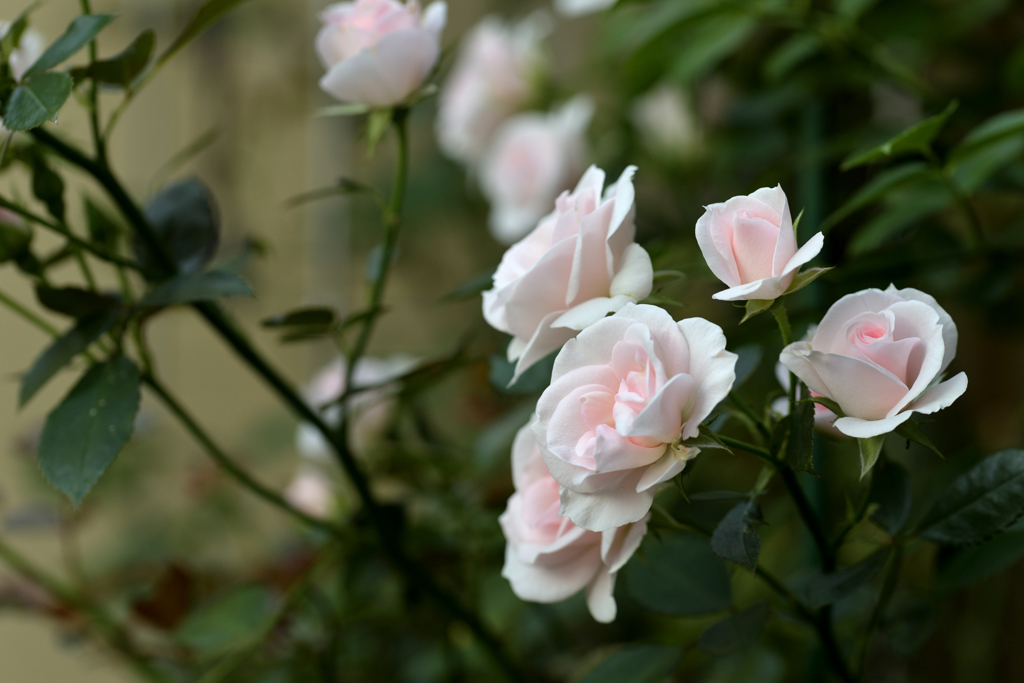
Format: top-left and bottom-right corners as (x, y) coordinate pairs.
(1, 0), (1024, 680)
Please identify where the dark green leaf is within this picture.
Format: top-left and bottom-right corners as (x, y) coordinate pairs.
(489, 349), (555, 396)
(842, 101), (959, 170)
(37, 356), (141, 506)
(176, 585), (277, 658)
(936, 527), (1024, 590)
(804, 548), (891, 608)
(847, 185), (952, 256)
(286, 177), (379, 208)
(159, 0), (254, 67)
(711, 499), (763, 572)
(679, 424), (733, 454)
(0, 214), (32, 261)
(71, 30), (155, 87)
(313, 103), (370, 118)
(689, 491), (752, 502)
(952, 135), (1024, 192)
(669, 12), (755, 84)
(579, 644), (683, 683)
(949, 107), (1024, 165)
(261, 307), (337, 329)
(885, 603), (938, 657)
(140, 177), (219, 275)
(30, 155), (64, 221)
(784, 388), (816, 473)
(764, 33), (820, 82)
(822, 162), (931, 230)
(19, 312), (117, 407)
(697, 602), (770, 655)
(23, 14), (117, 79)
(740, 299), (773, 324)
(895, 417), (943, 458)
(625, 533), (732, 616)
(84, 198), (122, 250)
(858, 434), (886, 479)
(783, 266), (833, 296)
(140, 270), (253, 308)
(0, 3), (37, 58)
(918, 450), (1024, 546)
(2, 72), (74, 131)
(36, 286), (120, 318)
(868, 459), (912, 536)
(439, 269), (496, 303)
(801, 395), (844, 416)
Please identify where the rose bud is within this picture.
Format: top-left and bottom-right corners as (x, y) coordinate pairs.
(316, 0), (447, 108)
(695, 185), (824, 301)
(500, 422), (647, 623)
(534, 303), (737, 531)
(482, 165), (653, 383)
(779, 285), (967, 439)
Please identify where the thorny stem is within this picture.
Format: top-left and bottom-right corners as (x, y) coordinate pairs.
(28, 123), (527, 681)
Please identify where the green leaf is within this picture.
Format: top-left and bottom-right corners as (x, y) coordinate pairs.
(894, 417), (943, 459)
(679, 423), (733, 454)
(313, 103), (370, 118)
(949, 107), (1024, 165)
(804, 548), (891, 609)
(140, 177), (220, 276)
(23, 14), (117, 79)
(366, 109), (393, 158)
(625, 532), (732, 616)
(868, 459), (912, 536)
(176, 585), (277, 659)
(71, 30), (155, 87)
(740, 299), (774, 324)
(764, 33), (820, 82)
(857, 434), (886, 479)
(0, 213), (32, 261)
(84, 198), (122, 250)
(439, 269), (496, 303)
(19, 312), (117, 407)
(159, 0), (254, 67)
(2, 72), (74, 131)
(918, 449), (1024, 546)
(697, 602), (770, 655)
(783, 266), (833, 296)
(579, 644), (683, 683)
(711, 500), (764, 572)
(952, 135), (1024, 193)
(847, 186), (952, 256)
(140, 270), (253, 308)
(286, 177), (380, 208)
(36, 286), (120, 318)
(0, 3), (37, 59)
(784, 393), (816, 474)
(37, 356), (141, 506)
(669, 12), (756, 84)
(800, 395), (844, 416)
(841, 101), (959, 170)
(261, 307), (337, 329)
(30, 155), (65, 221)
(936, 527), (1024, 590)
(822, 162), (932, 231)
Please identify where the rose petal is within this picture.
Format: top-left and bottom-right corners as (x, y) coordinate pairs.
(908, 372), (968, 414)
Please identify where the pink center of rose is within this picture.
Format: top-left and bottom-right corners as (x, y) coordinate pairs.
(845, 313), (921, 386)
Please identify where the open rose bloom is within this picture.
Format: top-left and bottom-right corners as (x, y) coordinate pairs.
(780, 285), (967, 439)
(480, 97), (593, 243)
(696, 186), (824, 301)
(316, 0), (447, 108)
(534, 303), (737, 531)
(436, 14), (548, 166)
(500, 423), (648, 622)
(482, 165), (653, 382)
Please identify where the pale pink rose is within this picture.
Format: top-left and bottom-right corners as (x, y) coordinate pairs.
(480, 97), (593, 243)
(555, 0), (617, 17)
(631, 84), (701, 162)
(696, 186), (824, 301)
(482, 165), (654, 382)
(500, 422), (648, 622)
(296, 355), (419, 460)
(284, 465), (336, 519)
(779, 285), (968, 439)
(316, 0), (447, 108)
(436, 14), (548, 166)
(771, 357), (846, 438)
(534, 303), (737, 531)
